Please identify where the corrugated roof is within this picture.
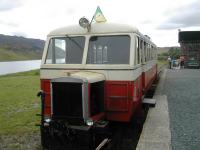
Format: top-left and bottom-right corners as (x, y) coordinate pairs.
(179, 31), (200, 42)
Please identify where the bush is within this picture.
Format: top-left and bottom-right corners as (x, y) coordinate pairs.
(168, 47), (181, 58)
(158, 47), (181, 61)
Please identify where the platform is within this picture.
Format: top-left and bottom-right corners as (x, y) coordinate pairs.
(136, 69), (172, 150)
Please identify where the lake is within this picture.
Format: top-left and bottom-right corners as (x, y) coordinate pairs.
(0, 60), (41, 75)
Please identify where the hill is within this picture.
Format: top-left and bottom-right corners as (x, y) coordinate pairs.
(0, 34), (45, 61)
(157, 47), (170, 54)
(157, 46), (180, 54)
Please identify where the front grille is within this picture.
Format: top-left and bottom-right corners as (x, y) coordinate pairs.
(52, 82), (83, 123)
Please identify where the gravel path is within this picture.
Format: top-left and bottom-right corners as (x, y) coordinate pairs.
(163, 69), (200, 150)
(0, 132), (41, 150)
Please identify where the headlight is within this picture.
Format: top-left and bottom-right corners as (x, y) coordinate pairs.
(86, 119), (94, 126)
(44, 118), (51, 123)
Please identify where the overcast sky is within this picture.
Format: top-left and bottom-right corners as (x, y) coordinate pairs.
(0, 0), (200, 47)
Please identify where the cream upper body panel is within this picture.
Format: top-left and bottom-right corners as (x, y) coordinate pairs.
(67, 71), (105, 83)
(40, 68), (142, 81)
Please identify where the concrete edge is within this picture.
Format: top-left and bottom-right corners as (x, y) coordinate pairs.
(136, 69), (172, 150)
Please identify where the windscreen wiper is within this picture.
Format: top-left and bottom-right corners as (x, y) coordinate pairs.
(65, 35), (83, 50)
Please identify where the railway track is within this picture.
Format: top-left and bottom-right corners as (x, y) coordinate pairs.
(97, 121), (145, 150)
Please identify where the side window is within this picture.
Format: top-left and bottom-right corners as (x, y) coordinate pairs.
(135, 37), (140, 65)
(144, 42), (147, 62)
(146, 43), (148, 61)
(149, 44), (151, 61)
(137, 37), (140, 64)
(140, 40), (143, 63)
(153, 46), (157, 60)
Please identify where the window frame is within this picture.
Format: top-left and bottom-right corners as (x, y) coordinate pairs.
(42, 33), (136, 70)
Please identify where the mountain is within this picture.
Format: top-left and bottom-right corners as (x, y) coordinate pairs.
(157, 47), (170, 54)
(0, 34), (45, 61)
(157, 46), (180, 54)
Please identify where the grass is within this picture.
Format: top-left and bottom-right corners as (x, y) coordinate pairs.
(0, 48), (41, 62)
(157, 59), (167, 70)
(0, 70), (40, 135)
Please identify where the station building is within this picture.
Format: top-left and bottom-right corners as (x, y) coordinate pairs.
(178, 31), (200, 68)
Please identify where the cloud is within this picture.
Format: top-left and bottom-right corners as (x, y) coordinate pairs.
(12, 31), (27, 37)
(157, 0), (200, 30)
(0, 20), (19, 27)
(66, 8), (76, 15)
(140, 20), (153, 25)
(0, 0), (22, 11)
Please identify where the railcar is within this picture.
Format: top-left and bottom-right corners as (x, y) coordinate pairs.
(37, 18), (157, 150)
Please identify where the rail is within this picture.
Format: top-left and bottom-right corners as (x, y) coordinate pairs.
(157, 64), (167, 81)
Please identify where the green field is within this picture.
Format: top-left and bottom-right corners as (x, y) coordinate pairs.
(0, 48), (41, 62)
(0, 70), (41, 149)
(157, 59), (167, 69)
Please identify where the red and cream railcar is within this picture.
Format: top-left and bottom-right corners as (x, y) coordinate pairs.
(38, 21), (157, 149)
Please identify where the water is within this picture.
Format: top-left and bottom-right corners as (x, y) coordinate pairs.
(0, 60), (41, 75)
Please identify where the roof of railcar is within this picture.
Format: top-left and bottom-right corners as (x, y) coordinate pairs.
(48, 23), (140, 36)
(48, 23), (156, 46)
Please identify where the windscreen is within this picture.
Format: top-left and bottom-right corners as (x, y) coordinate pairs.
(45, 36), (85, 64)
(87, 35), (130, 64)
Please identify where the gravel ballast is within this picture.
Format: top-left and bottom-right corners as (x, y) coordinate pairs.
(163, 69), (200, 150)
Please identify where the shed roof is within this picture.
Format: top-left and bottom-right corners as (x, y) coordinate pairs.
(179, 31), (200, 42)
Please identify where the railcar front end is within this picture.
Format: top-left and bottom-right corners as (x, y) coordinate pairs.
(37, 22), (157, 149)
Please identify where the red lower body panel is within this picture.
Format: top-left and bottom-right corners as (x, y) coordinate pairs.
(105, 78), (142, 122)
(142, 64), (157, 93)
(41, 79), (51, 116)
(40, 65), (158, 123)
